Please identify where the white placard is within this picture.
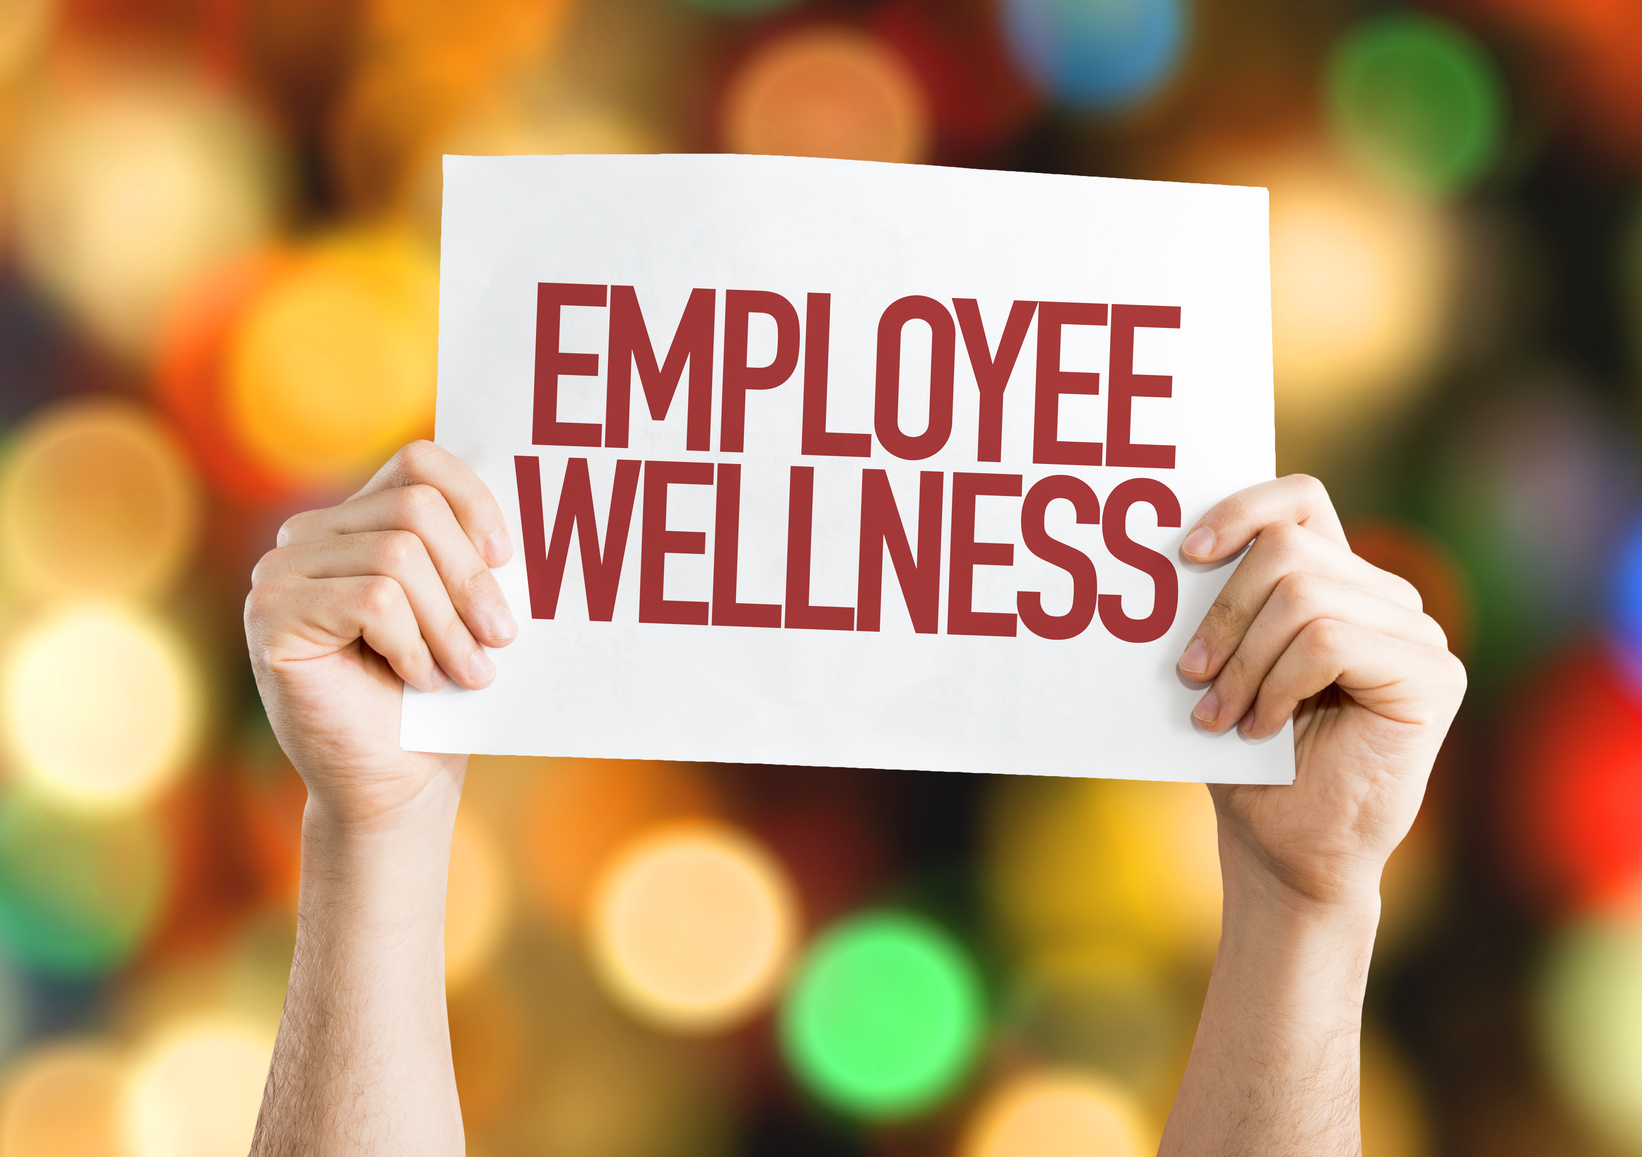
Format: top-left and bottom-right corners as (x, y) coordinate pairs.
(403, 153), (1293, 784)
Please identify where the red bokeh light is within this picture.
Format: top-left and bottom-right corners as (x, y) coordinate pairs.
(1503, 647), (1642, 911)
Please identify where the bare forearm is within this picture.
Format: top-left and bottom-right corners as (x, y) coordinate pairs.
(251, 776), (466, 1156)
(1160, 855), (1379, 1157)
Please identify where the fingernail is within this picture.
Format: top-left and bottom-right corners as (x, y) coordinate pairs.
(1180, 637), (1208, 675)
(431, 664), (449, 689)
(488, 601), (518, 641)
(1238, 709), (1255, 734)
(1193, 687), (1219, 723)
(484, 530), (512, 567)
(469, 647), (496, 683)
(1182, 526), (1215, 559)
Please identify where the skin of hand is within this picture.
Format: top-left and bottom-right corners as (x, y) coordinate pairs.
(1159, 474), (1467, 1157)
(244, 441), (517, 1156)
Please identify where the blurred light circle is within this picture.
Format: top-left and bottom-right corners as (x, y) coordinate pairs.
(0, 399), (201, 602)
(1536, 913), (1642, 1150)
(999, 0), (1187, 112)
(0, 794), (169, 977)
(589, 821), (797, 1034)
(1347, 519), (1472, 659)
(445, 810), (511, 990)
(1, 603), (201, 812)
(1612, 514), (1642, 662)
(522, 758), (719, 925)
(119, 1016), (272, 1157)
(987, 778), (1220, 962)
(155, 254), (294, 501)
(1327, 14), (1506, 199)
(780, 911), (983, 1119)
(959, 1070), (1150, 1157)
(1503, 649), (1642, 910)
(0, 0), (54, 80)
(722, 27), (931, 164)
(1267, 157), (1455, 445)
(11, 66), (281, 360)
(0, 1039), (124, 1157)
(407, 97), (660, 242)
(225, 232), (438, 489)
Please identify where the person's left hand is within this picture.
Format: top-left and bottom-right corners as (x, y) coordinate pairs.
(1176, 475), (1467, 908)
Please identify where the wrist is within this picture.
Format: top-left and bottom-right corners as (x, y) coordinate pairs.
(297, 766), (465, 939)
(1214, 833), (1381, 1022)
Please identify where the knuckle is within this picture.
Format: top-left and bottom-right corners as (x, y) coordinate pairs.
(276, 512), (308, 548)
(1273, 571), (1318, 618)
(1441, 650), (1469, 697)
(359, 575), (403, 619)
(399, 439), (440, 478)
(376, 529), (422, 570)
(1393, 575), (1424, 611)
(457, 565), (496, 605)
(402, 482), (445, 522)
(441, 613), (476, 653)
(1287, 473), (1329, 506)
(1202, 592), (1240, 638)
(1220, 649), (1252, 690)
(1259, 519), (1305, 557)
(1302, 617), (1349, 658)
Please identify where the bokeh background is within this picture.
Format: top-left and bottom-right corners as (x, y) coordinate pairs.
(0, 0), (1639, 1153)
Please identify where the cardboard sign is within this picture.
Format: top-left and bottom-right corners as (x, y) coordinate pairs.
(402, 153), (1293, 784)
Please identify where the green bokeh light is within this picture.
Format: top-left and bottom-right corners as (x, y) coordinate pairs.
(779, 911), (983, 1119)
(1537, 916), (1642, 1149)
(0, 794), (169, 978)
(1326, 13), (1506, 198)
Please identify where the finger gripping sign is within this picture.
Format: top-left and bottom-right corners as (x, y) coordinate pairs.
(405, 154), (1293, 785)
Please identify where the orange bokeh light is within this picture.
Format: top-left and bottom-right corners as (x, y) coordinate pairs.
(589, 820), (798, 1034)
(521, 758), (719, 926)
(0, 398), (201, 602)
(1347, 519), (1474, 659)
(0, 1040), (124, 1157)
(722, 26), (932, 164)
(960, 1070), (1152, 1157)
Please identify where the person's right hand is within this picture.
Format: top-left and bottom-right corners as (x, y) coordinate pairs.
(244, 441), (518, 830)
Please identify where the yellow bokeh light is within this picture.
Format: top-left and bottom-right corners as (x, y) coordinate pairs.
(446, 809), (512, 990)
(11, 64), (281, 360)
(0, 603), (201, 812)
(960, 1070), (1153, 1157)
(589, 821), (798, 1034)
(225, 232), (438, 488)
(0, 1039), (124, 1157)
(0, 399), (201, 602)
(723, 27), (931, 164)
(1267, 157), (1456, 446)
(119, 1016), (273, 1157)
(405, 95), (660, 240)
(0, 0), (54, 81)
(987, 778), (1222, 964)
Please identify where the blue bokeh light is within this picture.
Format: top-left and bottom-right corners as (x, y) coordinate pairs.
(1000, 0), (1190, 112)
(1610, 515), (1642, 660)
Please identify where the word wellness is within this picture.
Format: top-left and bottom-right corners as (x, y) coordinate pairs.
(514, 283), (1188, 644)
